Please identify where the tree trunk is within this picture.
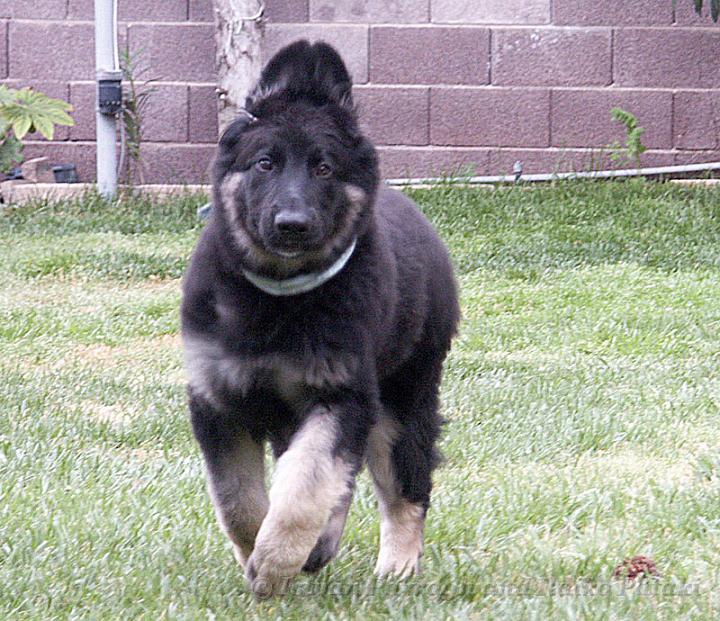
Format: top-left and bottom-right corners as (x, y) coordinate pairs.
(212, 0), (265, 133)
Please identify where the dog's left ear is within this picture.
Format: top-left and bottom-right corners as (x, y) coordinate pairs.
(246, 40), (354, 115)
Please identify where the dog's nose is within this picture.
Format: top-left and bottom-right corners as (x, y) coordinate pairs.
(274, 210), (310, 235)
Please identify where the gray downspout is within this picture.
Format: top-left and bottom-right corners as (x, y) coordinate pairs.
(94, 0), (121, 198)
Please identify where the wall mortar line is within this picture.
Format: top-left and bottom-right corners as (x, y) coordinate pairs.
(5, 19), (8, 79)
(609, 28), (615, 86)
(487, 28), (492, 85)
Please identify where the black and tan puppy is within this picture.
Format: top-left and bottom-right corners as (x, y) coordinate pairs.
(181, 40), (459, 597)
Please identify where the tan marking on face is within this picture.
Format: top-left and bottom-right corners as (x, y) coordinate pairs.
(218, 172), (320, 275)
(323, 183), (368, 255)
(218, 172), (266, 263)
(217, 174), (366, 277)
(344, 183), (366, 207)
(219, 171), (244, 216)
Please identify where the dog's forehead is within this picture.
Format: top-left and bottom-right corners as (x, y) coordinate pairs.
(236, 124), (344, 167)
(269, 105), (346, 140)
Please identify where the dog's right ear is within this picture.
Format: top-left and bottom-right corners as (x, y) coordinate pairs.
(218, 109), (257, 151)
(246, 40), (354, 116)
(214, 110), (258, 176)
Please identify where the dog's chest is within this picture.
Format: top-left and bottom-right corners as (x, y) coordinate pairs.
(183, 334), (356, 409)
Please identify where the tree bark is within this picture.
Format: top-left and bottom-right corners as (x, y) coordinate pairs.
(212, 0), (265, 133)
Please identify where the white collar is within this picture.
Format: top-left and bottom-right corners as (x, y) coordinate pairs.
(242, 238), (357, 296)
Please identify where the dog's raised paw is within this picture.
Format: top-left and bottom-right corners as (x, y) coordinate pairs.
(245, 548), (296, 599)
(246, 558), (281, 599)
(250, 577), (275, 600)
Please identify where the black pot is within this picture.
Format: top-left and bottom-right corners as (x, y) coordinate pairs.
(53, 164), (79, 183)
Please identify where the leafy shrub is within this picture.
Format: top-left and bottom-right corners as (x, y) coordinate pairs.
(608, 107), (647, 169)
(0, 85), (74, 174)
(120, 47), (158, 185)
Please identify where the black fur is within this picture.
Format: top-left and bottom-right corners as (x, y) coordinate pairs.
(181, 40), (459, 581)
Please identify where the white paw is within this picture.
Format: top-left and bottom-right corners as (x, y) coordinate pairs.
(374, 544), (422, 578)
(374, 502), (425, 579)
(245, 544), (304, 599)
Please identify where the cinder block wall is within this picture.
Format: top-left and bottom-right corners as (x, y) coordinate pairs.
(3, 0), (720, 183)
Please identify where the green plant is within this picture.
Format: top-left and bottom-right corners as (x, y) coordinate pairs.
(0, 85), (74, 174)
(608, 107), (647, 169)
(120, 47), (158, 185)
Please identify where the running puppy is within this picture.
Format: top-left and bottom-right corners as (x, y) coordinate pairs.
(181, 40), (459, 598)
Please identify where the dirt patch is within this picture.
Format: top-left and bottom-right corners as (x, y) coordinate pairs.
(70, 334), (183, 368)
(80, 400), (139, 426)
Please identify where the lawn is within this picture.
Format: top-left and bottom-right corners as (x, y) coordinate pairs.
(2, 181), (720, 619)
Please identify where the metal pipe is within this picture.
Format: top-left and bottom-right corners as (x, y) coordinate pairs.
(94, 0), (120, 198)
(385, 161), (720, 187)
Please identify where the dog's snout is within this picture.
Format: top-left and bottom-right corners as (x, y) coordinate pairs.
(274, 210), (311, 235)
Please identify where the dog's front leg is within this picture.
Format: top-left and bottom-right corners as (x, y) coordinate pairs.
(189, 390), (269, 567)
(246, 402), (366, 598)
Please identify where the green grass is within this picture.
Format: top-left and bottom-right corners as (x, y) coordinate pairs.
(2, 181), (720, 619)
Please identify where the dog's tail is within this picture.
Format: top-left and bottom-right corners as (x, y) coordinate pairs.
(246, 40), (354, 117)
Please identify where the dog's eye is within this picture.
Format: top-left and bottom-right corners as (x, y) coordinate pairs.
(256, 158), (274, 172)
(315, 163), (333, 178)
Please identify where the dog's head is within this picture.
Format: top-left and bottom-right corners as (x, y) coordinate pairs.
(213, 40), (379, 277)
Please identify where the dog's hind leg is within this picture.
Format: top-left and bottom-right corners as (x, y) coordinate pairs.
(189, 391), (268, 567)
(366, 413), (428, 578)
(369, 345), (447, 578)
